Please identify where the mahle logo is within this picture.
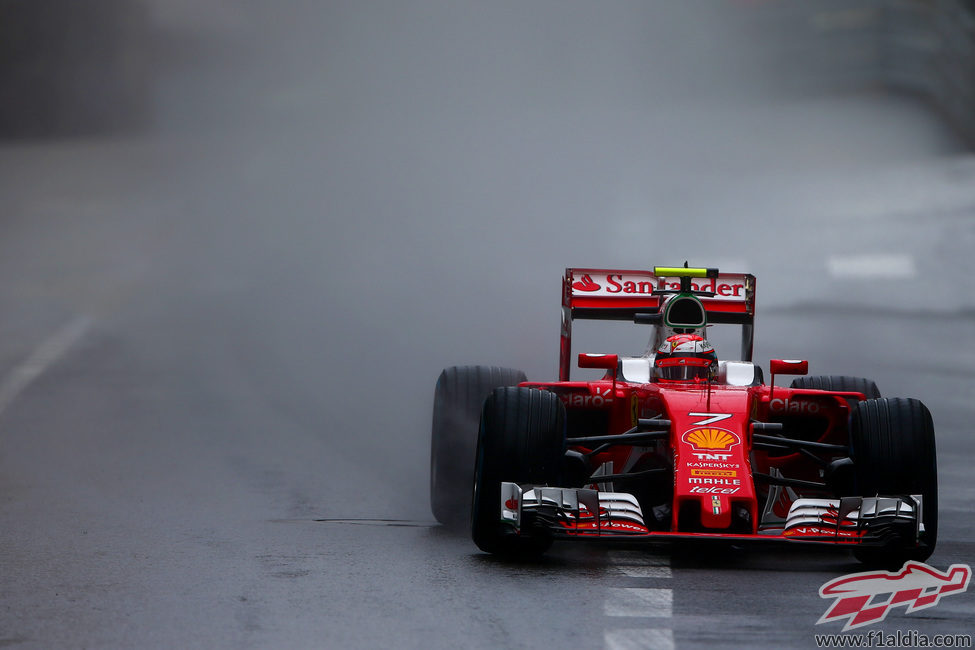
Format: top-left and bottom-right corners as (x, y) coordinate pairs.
(817, 561), (971, 631)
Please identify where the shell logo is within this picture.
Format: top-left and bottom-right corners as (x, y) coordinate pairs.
(682, 427), (739, 451)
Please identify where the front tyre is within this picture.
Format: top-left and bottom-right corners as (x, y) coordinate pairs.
(850, 398), (937, 566)
(430, 366), (527, 526)
(471, 387), (565, 555)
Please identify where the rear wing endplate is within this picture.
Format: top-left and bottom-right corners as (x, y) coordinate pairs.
(560, 268), (756, 380)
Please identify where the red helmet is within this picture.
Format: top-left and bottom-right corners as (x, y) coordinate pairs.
(654, 334), (717, 382)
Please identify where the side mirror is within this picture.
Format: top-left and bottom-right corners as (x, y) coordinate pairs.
(578, 353), (619, 371)
(768, 359), (808, 398)
(769, 359), (808, 376)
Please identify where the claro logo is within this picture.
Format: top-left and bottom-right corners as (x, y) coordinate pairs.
(770, 398), (821, 415)
(557, 387), (613, 408)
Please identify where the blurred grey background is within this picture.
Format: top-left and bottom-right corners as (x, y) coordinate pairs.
(3, 0), (970, 404)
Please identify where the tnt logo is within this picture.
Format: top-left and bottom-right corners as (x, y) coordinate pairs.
(691, 452), (732, 461)
(817, 561), (971, 631)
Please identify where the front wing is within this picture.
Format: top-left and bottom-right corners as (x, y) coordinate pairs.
(498, 483), (923, 547)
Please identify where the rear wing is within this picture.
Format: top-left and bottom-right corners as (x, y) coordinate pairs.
(560, 268), (756, 380)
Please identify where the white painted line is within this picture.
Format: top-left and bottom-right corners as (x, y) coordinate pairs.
(615, 565), (672, 579)
(826, 254), (917, 279)
(605, 628), (675, 650)
(604, 588), (672, 618)
(607, 550), (672, 577)
(607, 550), (671, 566)
(0, 315), (93, 417)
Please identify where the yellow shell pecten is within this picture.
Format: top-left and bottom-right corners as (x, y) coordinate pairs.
(686, 428), (736, 450)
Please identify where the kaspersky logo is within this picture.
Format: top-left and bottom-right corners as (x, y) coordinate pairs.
(817, 561), (971, 631)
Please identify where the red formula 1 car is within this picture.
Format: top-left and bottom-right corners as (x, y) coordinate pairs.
(430, 266), (937, 566)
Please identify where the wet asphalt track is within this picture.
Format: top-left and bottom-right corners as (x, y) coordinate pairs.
(1, 128), (973, 650)
(2, 4), (975, 648)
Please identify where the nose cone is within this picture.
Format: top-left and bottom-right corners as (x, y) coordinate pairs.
(699, 493), (733, 529)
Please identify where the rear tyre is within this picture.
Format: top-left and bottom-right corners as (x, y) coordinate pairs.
(790, 375), (880, 399)
(471, 387), (565, 555)
(430, 366), (527, 526)
(850, 398), (937, 567)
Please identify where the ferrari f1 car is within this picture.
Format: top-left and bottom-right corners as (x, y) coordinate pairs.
(430, 266), (937, 566)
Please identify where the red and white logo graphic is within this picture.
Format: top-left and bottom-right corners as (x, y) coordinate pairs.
(572, 274), (601, 292)
(817, 561), (971, 631)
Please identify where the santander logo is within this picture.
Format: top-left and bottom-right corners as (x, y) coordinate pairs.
(569, 272), (746, 300)
(818, 561), (971, 631)
(572, 274), (601, 292)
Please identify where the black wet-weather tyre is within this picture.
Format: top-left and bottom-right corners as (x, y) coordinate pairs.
(471, 387), (565, 555)
(790, 375), (881, 399)
(850, 398), (937, 566)
(430, 366), (527, 526)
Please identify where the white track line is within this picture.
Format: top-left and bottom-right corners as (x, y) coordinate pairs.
(607, 550), (671, 566)
(604, 588), (673, 617)
(605, 628), (675, 650)
(604, 552), (674, 648)
(0, 315), (93, 417)
(826, 253), (917, 279)
(614, 565), (673, 578)
(607, 550), (673, 578)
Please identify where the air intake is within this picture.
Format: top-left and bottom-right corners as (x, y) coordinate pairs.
(663, 295), (706, 329)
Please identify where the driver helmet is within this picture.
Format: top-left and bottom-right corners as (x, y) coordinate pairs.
(654, 334), (717, 382)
